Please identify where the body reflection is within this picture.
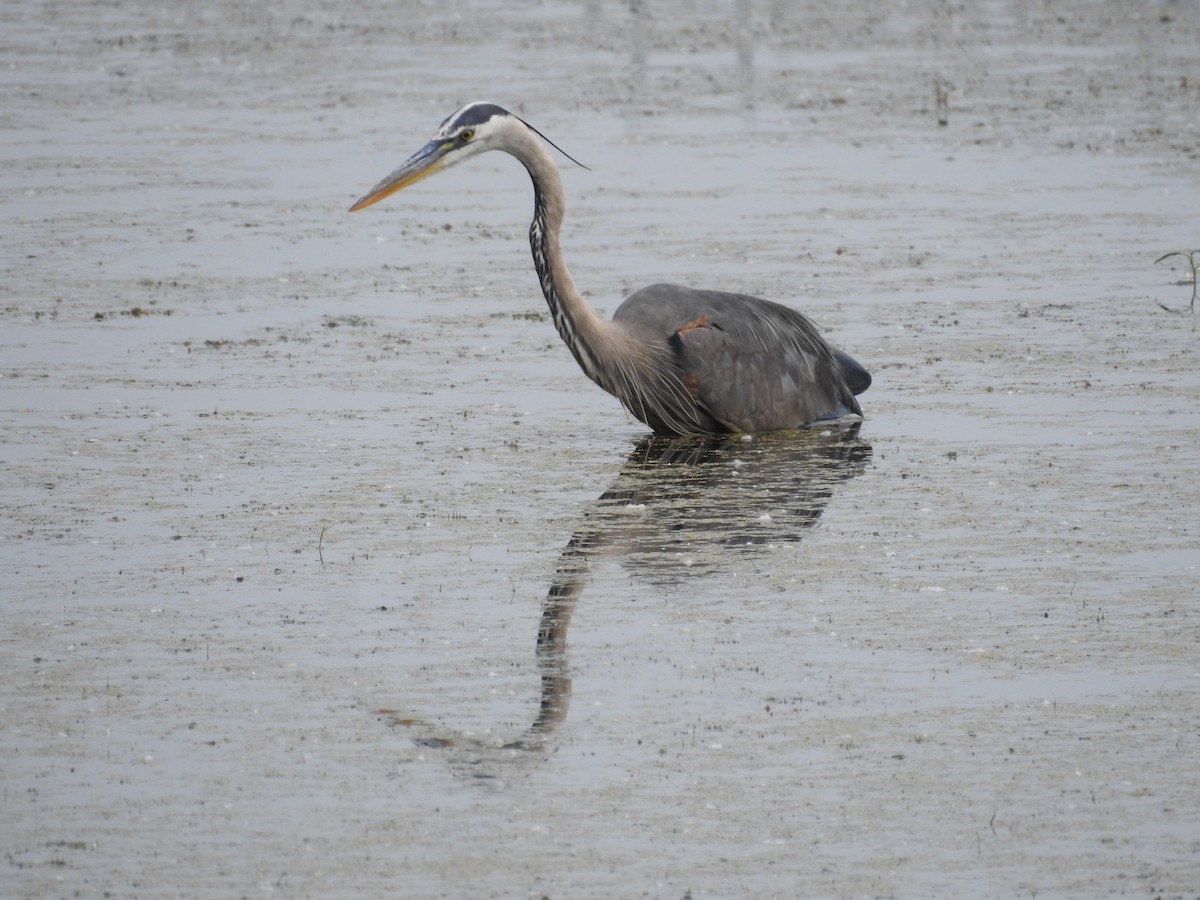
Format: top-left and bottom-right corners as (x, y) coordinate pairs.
(381, 425), (870, 782)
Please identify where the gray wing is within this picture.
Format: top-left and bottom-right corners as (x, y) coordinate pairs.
(614, 283), (865, 433)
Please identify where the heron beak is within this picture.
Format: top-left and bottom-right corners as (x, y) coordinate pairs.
(348, 139), (450, 212)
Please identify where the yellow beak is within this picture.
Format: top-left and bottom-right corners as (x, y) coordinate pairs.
(348, 140), (449, 212)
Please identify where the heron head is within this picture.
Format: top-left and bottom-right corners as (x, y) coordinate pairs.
(348, 101), (513, 212)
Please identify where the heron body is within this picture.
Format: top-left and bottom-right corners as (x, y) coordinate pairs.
(350, 101), (871, 435)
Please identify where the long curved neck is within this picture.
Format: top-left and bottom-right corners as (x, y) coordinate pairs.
(510, 129), (625, 396)
(507, 125), (700, 434)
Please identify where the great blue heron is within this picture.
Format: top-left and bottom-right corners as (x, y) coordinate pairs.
(349, 101), (871, 434)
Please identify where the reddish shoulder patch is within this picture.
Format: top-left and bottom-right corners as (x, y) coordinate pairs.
(677, 314), (711, 334)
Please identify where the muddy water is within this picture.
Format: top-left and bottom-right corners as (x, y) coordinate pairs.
(3, 1), (1199, 897)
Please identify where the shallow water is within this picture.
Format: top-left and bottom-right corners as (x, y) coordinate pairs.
(3, 1), (1199, 897)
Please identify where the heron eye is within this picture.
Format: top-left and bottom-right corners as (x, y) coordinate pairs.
(459, 129), (475, 142)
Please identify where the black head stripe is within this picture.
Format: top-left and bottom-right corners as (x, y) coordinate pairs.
(437, 102), (510, 136)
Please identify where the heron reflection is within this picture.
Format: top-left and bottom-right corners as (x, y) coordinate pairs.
(380, 425), (870, 782)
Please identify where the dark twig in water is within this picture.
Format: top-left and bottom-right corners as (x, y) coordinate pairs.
(1154, 249), (1198, 313)
(934, 74), (951, 127)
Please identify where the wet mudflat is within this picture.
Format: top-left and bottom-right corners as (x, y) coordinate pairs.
(3, 1), (1199, 896)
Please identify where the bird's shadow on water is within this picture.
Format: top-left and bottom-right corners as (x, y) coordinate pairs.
(378, 424), (871, 784)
